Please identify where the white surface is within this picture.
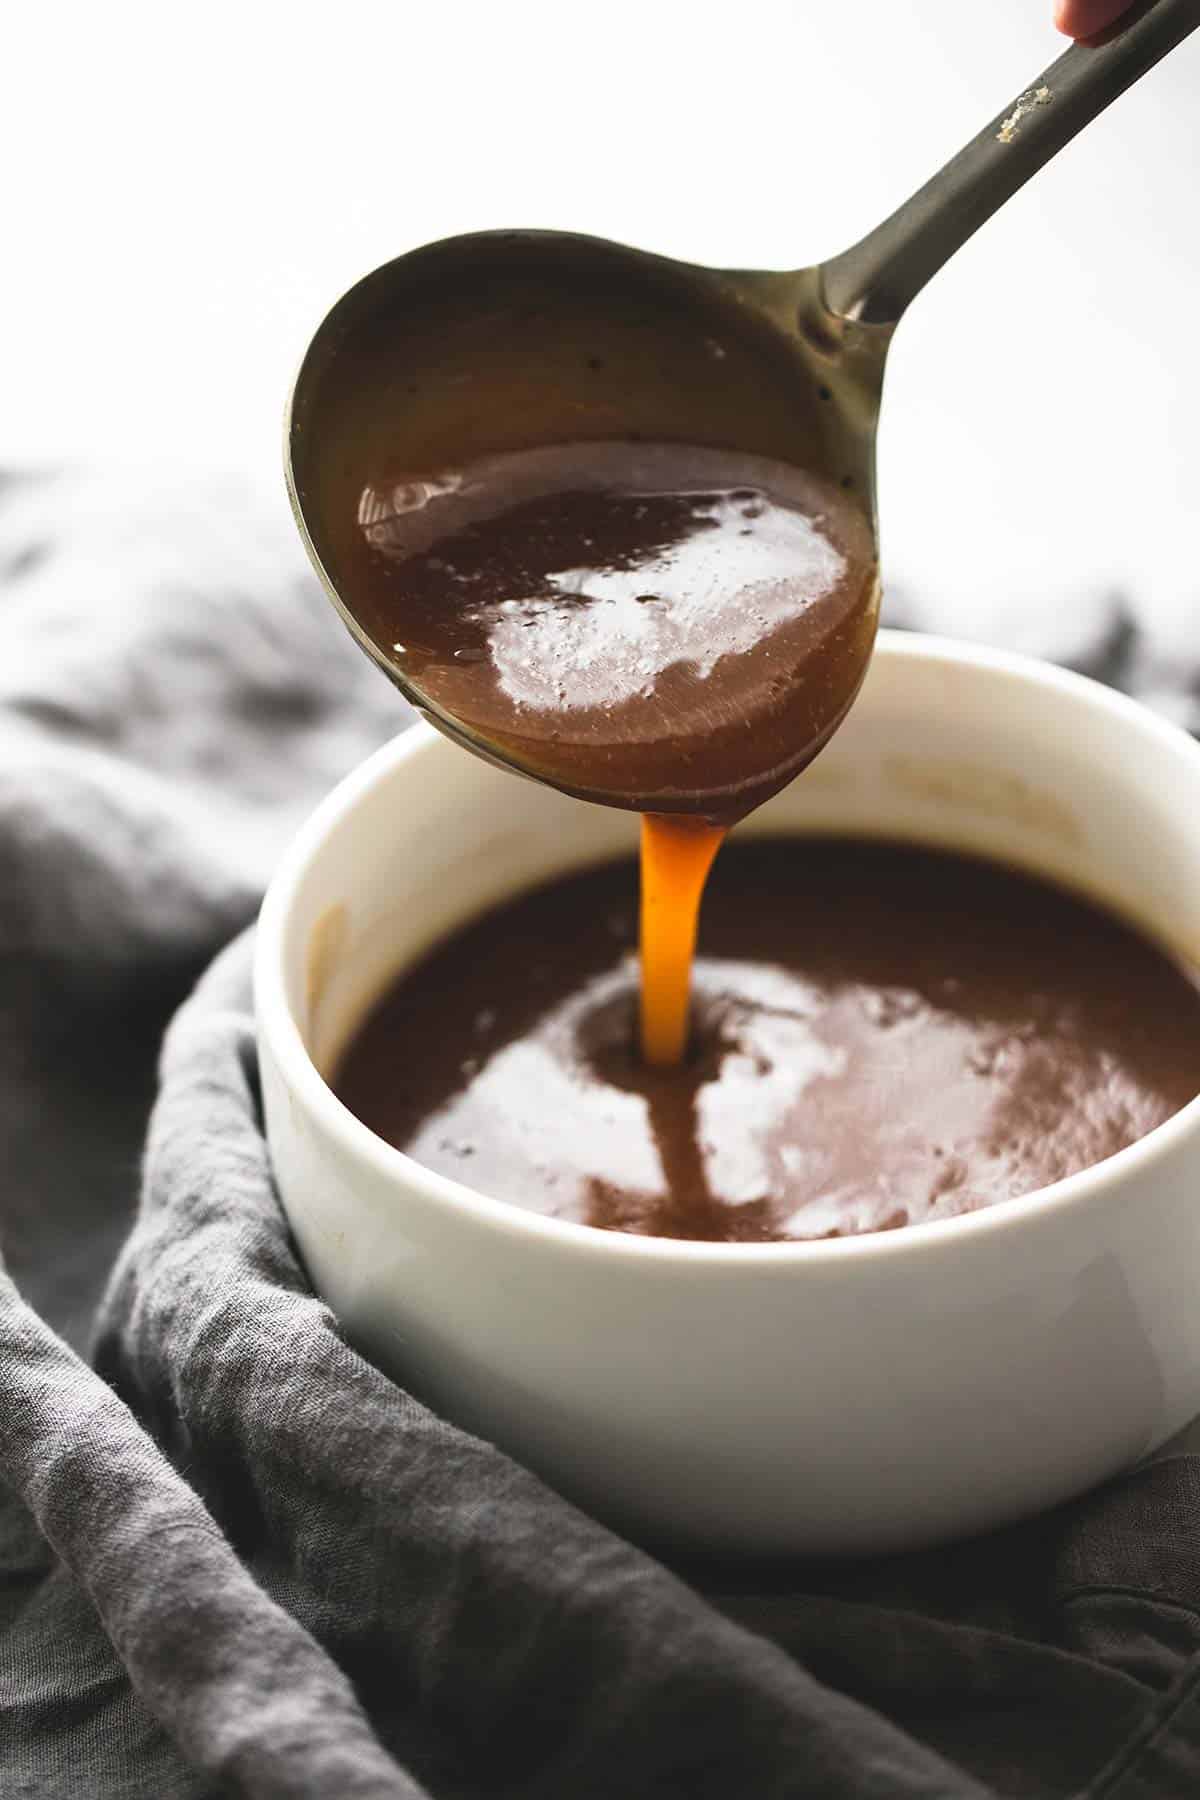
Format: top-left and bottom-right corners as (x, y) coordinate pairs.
(256, 633), (1200, 1555)
(4, 2), (1198, 636)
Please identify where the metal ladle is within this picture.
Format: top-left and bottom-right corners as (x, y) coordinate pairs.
(286, 0), (1198, 799)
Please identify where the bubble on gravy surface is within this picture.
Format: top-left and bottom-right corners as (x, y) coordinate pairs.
(333, 840), (1200, 1243)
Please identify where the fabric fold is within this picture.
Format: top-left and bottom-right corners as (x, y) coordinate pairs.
(0, 1258), (424, 1799)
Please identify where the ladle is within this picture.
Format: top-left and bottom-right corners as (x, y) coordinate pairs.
(286, 0), (1198, 808)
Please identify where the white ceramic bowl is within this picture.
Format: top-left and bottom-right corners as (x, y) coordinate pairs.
(256, 632), (1200, 1557)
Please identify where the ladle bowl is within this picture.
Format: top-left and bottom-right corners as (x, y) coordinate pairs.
(286, 0), (1197, 801)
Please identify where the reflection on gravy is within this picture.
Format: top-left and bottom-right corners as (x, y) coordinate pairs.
(335, 840), (1200, 1243)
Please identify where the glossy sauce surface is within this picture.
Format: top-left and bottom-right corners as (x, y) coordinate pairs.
(355, 440), (878, 821)
(335, 839), (1200, 1243)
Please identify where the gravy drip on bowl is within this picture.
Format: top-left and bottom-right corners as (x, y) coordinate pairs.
(334, 839), (1200, 1243)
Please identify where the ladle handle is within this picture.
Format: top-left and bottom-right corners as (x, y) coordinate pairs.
(821, 0), (1200, 326)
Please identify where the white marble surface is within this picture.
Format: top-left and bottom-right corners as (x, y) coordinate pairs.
(3, 0), (1197, 644)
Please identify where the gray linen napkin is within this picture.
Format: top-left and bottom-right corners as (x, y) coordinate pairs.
(3, 466), (1200, 1799)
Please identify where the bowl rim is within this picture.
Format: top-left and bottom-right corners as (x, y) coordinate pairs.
(255, 628), (1200, 1270)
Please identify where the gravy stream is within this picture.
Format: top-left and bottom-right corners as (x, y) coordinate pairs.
(640, 816), (726, 1065)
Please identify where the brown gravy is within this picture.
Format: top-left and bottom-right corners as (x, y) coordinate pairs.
(346, 438), (877, 1062)
(334, 839), (1200, 1243)
(354, 440), (877, 822)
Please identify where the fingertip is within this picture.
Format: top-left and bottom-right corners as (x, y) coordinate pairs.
(1054, 0), (1133, 42)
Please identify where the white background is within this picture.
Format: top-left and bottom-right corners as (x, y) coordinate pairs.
(3, 0), (1197, 643)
